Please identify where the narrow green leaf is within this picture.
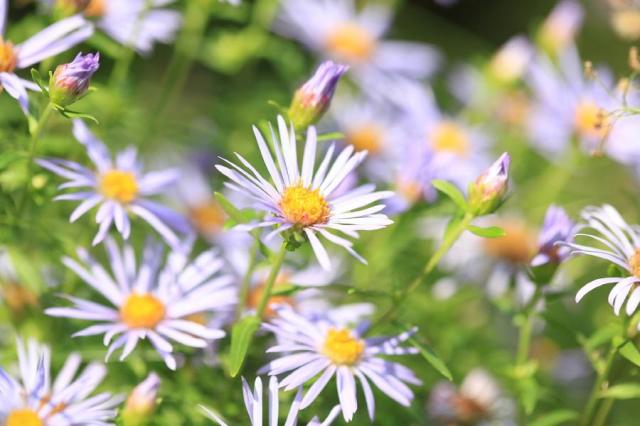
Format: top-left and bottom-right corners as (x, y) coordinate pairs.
(214, 192), (242, 223)
(58, 109), (99, 124)
(599, 383), (640, 399)
(432, 179), (467, 211)
(316, 132), (344, 142)
(467, 225), (506, 238)
(619, 341), (640, 368)
(228, 315), (262, 377)
(530, 410), (579, 426)
(30, 69), (48, 94)
(409, 337), (452, 380)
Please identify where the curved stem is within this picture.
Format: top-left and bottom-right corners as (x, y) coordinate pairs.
(255, 242), (287, 317)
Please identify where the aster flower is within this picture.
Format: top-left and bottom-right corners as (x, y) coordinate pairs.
(215, 116), (393, 270)
(564, 204), (640, 316)
(531, 205), (577, 267)
(45, 238), (236, 370)
(37, 119), (191, 247)
(49, 51), (100, 107)
(275, 0), (440, 96)
(0, 338), (123, 425)
(262, 306), (421, 422)
(0, 0), (93, 114)
(538, 0), (584, 55)
(203, 376), (341, 426)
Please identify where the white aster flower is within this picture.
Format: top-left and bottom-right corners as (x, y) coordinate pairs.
(45, 238), (236, 370)
(0, 338), (123, 426)
(203, 376), (340, 426)
(37, 119), (191, 247)
(262, 307), (421, 422)
(215, 116), (393, 271)
(564, 204), (640, 316)
(0, 0), (93, 114)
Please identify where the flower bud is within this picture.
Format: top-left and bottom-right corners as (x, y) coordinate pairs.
(49, 52), (100, 107)
(467, 152), (510, 216)
(123, 373), (160, 425)
(288, 61), (348, 130)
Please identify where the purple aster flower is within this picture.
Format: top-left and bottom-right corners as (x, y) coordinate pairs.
(261, 306), (421, 422)
(49, 52), (100, 106)
(531, 205), (577, 267)
(37, 119), (191, 247)
(45, 238), (236, 370)
(0, 0), (93, 114)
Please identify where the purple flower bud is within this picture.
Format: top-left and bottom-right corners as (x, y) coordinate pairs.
(49, 52), (100, 107)
(124, 373), (161, 421)
(531, 205), (577, 267)
(288, 61), (348, 130)
(467, 152), (510, 216)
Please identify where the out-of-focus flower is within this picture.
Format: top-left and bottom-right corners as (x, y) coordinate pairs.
(564, 204), (640, 316)
(488, 36), (534, 85)
(45, 238), (236, 370)
(49, 52), (100, 106)
(45, 0), (182, 55)
(0, 249), (39, 317)
(0, 0), (93, 114)
(262, 306), (421, 422)
(37, 119), (191, 247)
(538, 0), (584, 55)
(427, 369), (514, 425)
(531, 205), (577, 267)
(609, 0), (640, 40)
(0, 338), (123, 425)
(275, 0), (440, 98)
(215, 116), (393, 270)
(289, 61), (348, 130)
(202, 376), (341, 426)
(123, 373), (161, 422)
(467, 153), (510, 216)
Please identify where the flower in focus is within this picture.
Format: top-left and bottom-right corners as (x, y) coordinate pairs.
(49, 52), (100, 107)
(123, 373), (161, 421)
(0, 338), (123, 425)
(262, 306), (421, 422)
(202, 376), (341, 426)
(564, 204), (640, 316)
(0, 0), (93, 113)
(531, 205), (577, 267)
(537, 0), (584, 55)
(37, 119), (191, 247)
(275, 0), (440, 97)
(289, 60), (348, 130)
(215, 116), (393, 270)
(467, 152), (511, 216)
(427, 369), (514, 425)
(45, 238), (236, 370)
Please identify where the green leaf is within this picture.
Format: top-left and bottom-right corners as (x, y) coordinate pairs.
(409, 336), (452, 380)
(214, 192), (243, 223)
(619, 341), (640, 367)
(466, 225), (506, 238)
(228, 315), (262, 377)
(530, 410), (579, 426)
(57, 108), (99, 124)
(432, 179), (467, 211)
(316, 132), (344, 142)
(30, 68), (48, 94)
(599, 383), (640, 399)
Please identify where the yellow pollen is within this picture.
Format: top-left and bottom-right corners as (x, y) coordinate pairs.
(100, 170), (139, 204)
(323, 328), (365, 366)
(189, 201), (226, 236)
(0, 38), (18, 74)
(120, 293), (166, 329)
(430, 121), (470, 156)
(280, 185), (330, 227)
(6, 409), (43, 426)
(325, 23), (376, 62)
(346, 125), (383, 153)
(574, 100), (609, 139)
(84, 0), (106, 17)
(482, 220), (537, 265)
(629, 249), (640, 277)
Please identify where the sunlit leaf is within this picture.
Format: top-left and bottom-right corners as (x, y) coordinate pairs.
(228, 315), (262, 377)
(432, 179), (467, 211)
(467, 225), (506, 238)
(600, 383), (640, 399)
(409, 337), (452, 380)
(530, 409), (579, 426)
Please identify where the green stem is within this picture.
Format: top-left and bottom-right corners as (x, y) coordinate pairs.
(235, 238), (260, 321)
(592, 397), (614, 426)
(516, 287), (544, 366)
(255, 242), (287, 317)
(580, 344), (618, 426)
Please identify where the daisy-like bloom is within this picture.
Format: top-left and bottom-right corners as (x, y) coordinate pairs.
(0, 338), (123, 426)
(203, 376), (341, 426)
(262, 306), (421, 422)
(275, 0), (439, 94)
(45, 238), (236, 370)
(537, 0), (584, 55)
(427, 369), (514, 426)
(0, 0), (93, 114)
(45, 0), (182, 55)
(531, 205), (577, 267)
(215, 116), (393, 270)
(563, 204), (640, 316)
(37, 119), (191, 247)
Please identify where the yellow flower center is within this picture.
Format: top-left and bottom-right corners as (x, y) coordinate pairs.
(189, 201), (226, 236)
(100, 170), (139, 204)
(6, 409), (43, 426)
(325, 23), (376, 62)
(612, 10), (640, 40)
(346, 125), (383, 153)
(84, 0), (106, 17)
(120, 293), (166, 329)
(322, 328), (365, 366)
(430, 121), (470, 156)
(0, 38), (18, 74)
(629, 249), (640, 277)
(574, 100), (609, 139)
(280, 185), (330, 227)
(482, 220), (537, 265)
(396, 179), (422, 204)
